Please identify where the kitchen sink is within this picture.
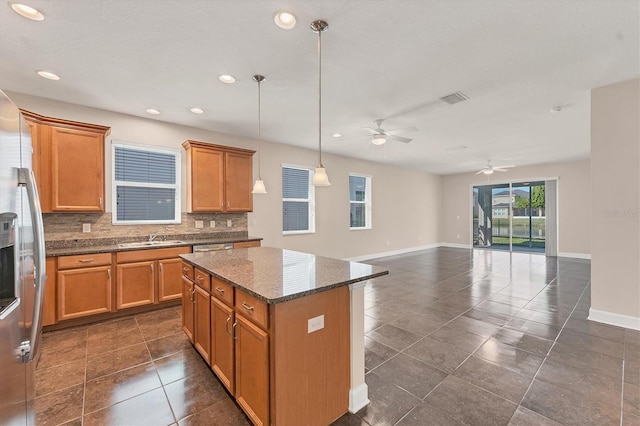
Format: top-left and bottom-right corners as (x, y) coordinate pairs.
(117, 240), (186, 248)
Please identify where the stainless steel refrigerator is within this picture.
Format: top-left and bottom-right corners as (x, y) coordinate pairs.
(0, 90), (46, 425)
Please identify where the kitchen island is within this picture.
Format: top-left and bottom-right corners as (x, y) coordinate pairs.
(180, 246), (388, 426)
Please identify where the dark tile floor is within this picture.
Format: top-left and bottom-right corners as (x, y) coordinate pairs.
(35, 248), (639, 425)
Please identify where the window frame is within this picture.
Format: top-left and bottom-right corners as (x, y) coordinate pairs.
(349, 173), (372, 230)
(111, 141), (181, 225)
(282, 164), (316, 235)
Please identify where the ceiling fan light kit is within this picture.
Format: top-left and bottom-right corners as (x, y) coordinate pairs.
(372, 135), (386, 145)
(311, 19), (331, 186)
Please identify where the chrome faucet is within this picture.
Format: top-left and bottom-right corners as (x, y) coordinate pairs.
(149, 233), (158, 242)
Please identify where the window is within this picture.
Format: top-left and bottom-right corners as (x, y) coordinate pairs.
(349, 174), (372, 229)
(282, 165), (315, 234)
(112, 142), (181, 224)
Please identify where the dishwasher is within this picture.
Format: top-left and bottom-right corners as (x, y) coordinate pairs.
(192, 242), (234, 252)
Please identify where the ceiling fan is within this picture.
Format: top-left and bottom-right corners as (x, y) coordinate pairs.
(343, 119), (417, 145)
(476, 160), (515, 175)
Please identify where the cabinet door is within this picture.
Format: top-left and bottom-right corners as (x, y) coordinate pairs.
(116, 261), (155, 309)
(158, 258), (183, 302)
(42, 257), (57, 326)
(224, 151), (253, 212)
(50, 126), (104, 212)
(194, 284), (211, 364)
(191, 147), (224, 212)
(58, 266), (112, 320)
(182, 277), (195, 343)
(211, 297), (235, 393)
(235, 314), (269, 426)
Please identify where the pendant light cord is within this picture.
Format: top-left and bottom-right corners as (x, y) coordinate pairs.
(257, 78), (262, 179)
(317, 25), (323, 168)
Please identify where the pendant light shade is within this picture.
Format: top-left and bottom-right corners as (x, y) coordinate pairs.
(311, 20), (331, 186)
(251, 74), (267, 194)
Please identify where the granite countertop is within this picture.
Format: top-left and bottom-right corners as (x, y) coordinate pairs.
(180, 246), (389, 304)
(45, 235), (262, 257)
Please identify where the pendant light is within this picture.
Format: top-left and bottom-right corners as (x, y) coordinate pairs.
(251, 74), (267, 194)
(311, 20), (331, 186)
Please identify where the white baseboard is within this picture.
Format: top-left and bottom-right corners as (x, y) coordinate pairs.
(439, 242), (472, 249)
(345, 243), (441, 262)
(589, 308), (640, 331)
(558, 252), (592, 260)
(348, 383), (370, 413)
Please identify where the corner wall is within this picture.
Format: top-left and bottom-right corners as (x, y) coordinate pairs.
(590, 78), (640, 329)
(439, 159), (591, 257)
(7, 91), (441, 260)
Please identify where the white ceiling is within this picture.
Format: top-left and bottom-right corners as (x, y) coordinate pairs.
(1, 0), (638, 175)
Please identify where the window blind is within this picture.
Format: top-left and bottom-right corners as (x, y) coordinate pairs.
(282, 166), (313, 232)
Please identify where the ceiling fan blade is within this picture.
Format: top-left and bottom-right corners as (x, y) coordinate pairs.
(362, 127), (379, 134)
(475, 170), (486, 175)
(386, 135), (412, 143)
(494, 168), (509, 172)
(385, 127), (418, 136)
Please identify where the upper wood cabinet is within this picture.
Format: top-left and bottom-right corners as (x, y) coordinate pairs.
(22, 110), (110, 213)
(183, 140), (255, 213)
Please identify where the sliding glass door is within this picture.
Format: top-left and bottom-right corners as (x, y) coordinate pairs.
(473, 181), (546, 253)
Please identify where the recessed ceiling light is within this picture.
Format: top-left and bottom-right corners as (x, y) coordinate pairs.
(36, 70), (60, 80)
(11, 3), (44, 21)
(274, 12), (296, 30)
(145, 108), (160, 115)
(190, 107), (204, 114)
(332, 133), (342, 138)
(550, 106), (563, 113)
(219, 74), (236, 84)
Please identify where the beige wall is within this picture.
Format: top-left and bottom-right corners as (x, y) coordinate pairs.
(8, 92), (441, 259)
(590, 78), (640, 325)
(440, 159), (591, 256)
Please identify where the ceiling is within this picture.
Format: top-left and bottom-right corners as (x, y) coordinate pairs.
(1, 1), (638, 175)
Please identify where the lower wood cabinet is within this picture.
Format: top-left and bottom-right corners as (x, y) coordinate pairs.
(194, 284), (211, 364)
(158, 258), (184, 301)
(116, 261), (155, 309)
(211, 296), (235, 393)
(234, 313), (269, 426)
(182, 276), (195, 342)
(58, 266), (112, 321)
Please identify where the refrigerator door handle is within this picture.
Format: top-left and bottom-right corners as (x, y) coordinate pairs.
(18, 168), (46, 363)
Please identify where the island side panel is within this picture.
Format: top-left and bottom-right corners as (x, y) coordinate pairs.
(272, 286), (350, 425)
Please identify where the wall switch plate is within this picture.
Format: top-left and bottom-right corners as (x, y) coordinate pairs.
(308, 315), (324, 333)
(82, 223), (91, 233)
(210, 220), (215, 228)
(227, 219), (233, 227)
(195, 220), (204, 229)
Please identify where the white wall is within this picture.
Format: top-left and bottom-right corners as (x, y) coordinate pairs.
(590, 78), (640, 329)
(440, 159), (591, 257)
(8, 92), (442, 259)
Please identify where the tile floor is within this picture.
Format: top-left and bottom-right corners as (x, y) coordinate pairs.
(35, 247), (639, 425)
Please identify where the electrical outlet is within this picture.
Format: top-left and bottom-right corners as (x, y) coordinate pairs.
(308, 315), (324, 334)
(195, 220), (204, 229)
(227, 219), (233, 227)
(210, 220), (215, 228)
(82, 223), (91, 233)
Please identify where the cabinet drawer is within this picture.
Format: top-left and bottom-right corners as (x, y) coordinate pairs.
(58, 253), (111, 269)
(233, 240), (260, 249)
(181, 261), (194, 280)
(194, 267), (211, 292)
(235, 289), (268, 330)
(212, 277), (233, 306)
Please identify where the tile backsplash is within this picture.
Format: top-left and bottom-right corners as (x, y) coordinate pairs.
(43, 212), (248, 242)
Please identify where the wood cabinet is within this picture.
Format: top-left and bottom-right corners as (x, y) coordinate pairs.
(116, 246), (190, 310)
(194, 284), (211, 364)
(233, 240), (261, 249)
(21, 110), (110, 213)
(182, 276), (195, 342)
(235, 313), (269, 426)
(42, 257), (57, 326)
(211, 289), (235, 394)
(183, 140), (255, 213)
(57, 253), (113, 321)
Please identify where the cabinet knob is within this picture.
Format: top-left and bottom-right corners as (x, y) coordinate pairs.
(183, 267), (189, 272)
(232, 320), (237, 339)
(107, 269), (111, 280)
(215, 286), (225, 294)
(78, 258), (94, 263)
(241, 302), (254, 312)
(197, 275), (204, 281)
(225, 315), (232, 336)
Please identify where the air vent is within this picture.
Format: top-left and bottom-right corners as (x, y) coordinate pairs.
(440, 91), (469, 105)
